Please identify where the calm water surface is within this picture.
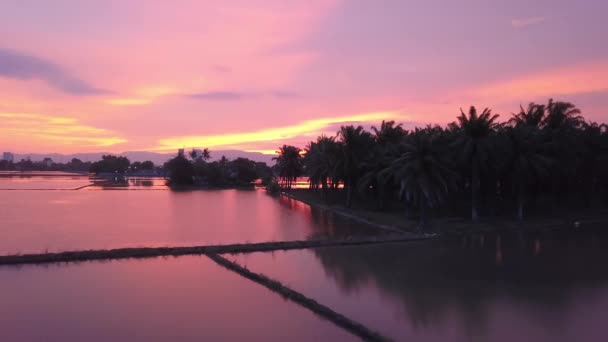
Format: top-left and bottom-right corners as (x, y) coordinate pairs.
(0, 256), (355, 342)
(232, 231), (608, 342)
(0, 175), (92, 189)
(0, 177), (379, 254)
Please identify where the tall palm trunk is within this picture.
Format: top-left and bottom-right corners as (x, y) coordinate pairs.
(517, 183), (525, 221)
(377, 185), (385, 210)
(346, 183), (353, 208)
(419, 201), (427, 232)
(471, 159), (479, 221)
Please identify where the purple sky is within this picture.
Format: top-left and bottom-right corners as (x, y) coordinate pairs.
(1, 0), (606, 153)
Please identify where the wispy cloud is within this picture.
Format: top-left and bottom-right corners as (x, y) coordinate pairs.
(186, 91), (252, 101)
(185, 90), (301, 101)
(0, 113), (127, 147)
(511, 17), (545, 29)
(0, 48), (110, 95)
(272, 91), (300, 99)
(106, 85), (179, 106)
(153, 110), (407, 151)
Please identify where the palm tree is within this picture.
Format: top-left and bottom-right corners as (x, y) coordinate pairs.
(371, 120), (406, 146)
(578, 122), (608, 206)
(502, 126), (553, 220)
(337, 125), (374, 207)
(190, 148), (211, 162)
(543, 98), (584, 131)
(454, 106), (500, 221)
(201, 148), (211, 161)
(509, 102), (545, 128)
(382, 129), (457, 228)
(273, 145), (303, 190)
(542, 99), (584, 205)
(358, 121), (407, 209)
(303, 136), (341, 199)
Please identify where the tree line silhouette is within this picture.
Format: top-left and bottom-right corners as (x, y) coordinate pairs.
(164, 149), (273, 187)
(273, 99), (608, 224)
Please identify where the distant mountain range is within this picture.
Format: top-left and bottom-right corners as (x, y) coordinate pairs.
(9, 150), (276, 165)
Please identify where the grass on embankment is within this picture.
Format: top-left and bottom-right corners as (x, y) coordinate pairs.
(284, 189), (608, 235)
(0, 235), (430, 266)
(208, 254), (392, 342)
(282, 189), (423, 232)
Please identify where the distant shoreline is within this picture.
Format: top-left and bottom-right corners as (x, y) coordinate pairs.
(0, 171), (90, 177)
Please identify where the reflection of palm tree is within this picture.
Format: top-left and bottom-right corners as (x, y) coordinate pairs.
(382, 129), (457, 227)
(273, 145), (303, 189)
(454, 106), (500, 221)
(337, 125), (374, 207)
(311, 233), (608, 340)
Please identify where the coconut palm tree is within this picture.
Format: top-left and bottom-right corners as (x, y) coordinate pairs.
(273, 145), (303, 190)
(542, 100), (584, 205)
(578, 122), (608, 206)
(454, 106), (501, 221)
(382, 129), (458, 228)
(371, 120), (406, 145)
(358, 121), (407, 209)
(303, 135), (342, 199)
(201, 148), (211, 161)
(543, 98), (584, 131)
(337, 125), (374, 207)
(189, 148), (211, 162)
(502, 125), (553, 220)
(509, 102), (546, 128)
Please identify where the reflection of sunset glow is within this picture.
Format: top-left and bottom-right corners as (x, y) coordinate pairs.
(154, 111), (406, 151)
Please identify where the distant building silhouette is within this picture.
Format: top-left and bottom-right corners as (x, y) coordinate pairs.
(2, 152), (14, 162)
(43, 158), (53, 167)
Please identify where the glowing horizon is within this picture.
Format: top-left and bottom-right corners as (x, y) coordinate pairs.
(1, 1), (607, 154)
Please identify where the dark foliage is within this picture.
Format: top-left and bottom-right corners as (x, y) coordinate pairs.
(287, 99), (608, 224)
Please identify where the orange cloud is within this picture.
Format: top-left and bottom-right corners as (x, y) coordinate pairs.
(106, 85), (184, 106)
(0, 113), (127, 151)
(468, 60), (608, 101)
(153, 110), (406, 152)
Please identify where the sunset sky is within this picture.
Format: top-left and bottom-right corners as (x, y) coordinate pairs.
(1, 0), (607, 154)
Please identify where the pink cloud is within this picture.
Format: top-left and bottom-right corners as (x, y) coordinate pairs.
(511, 16), (545, 28)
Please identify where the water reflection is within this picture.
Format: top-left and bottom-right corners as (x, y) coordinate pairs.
(313, 231), (608, 341)
(0, 188), (381, 254)
(0, 256), (355, 341)
(277, 195), (383, 239)
(0, 175), (92, 189)
(234, 230), (608, 341)
(88, 177), (167, 189)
